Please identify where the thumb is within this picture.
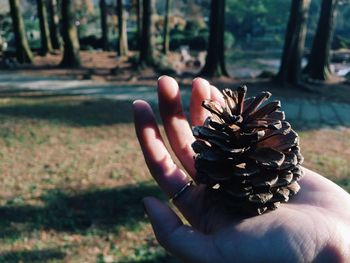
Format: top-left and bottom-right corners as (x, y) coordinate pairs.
(143, 197), (218, 263)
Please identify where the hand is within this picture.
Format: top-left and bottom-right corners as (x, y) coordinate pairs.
(133, 76), (350, 263)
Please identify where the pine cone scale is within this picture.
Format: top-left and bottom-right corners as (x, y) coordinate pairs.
(245, 101), (281, 122)
(247, 147), (285, 168)
(242, 91), (271, 118)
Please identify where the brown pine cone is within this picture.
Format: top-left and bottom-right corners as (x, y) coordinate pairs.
(192, 85), (304, 216)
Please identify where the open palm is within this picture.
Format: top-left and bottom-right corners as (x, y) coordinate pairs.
(133, 76), (350, 263)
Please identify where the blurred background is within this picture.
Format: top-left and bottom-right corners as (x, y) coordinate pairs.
(0, 0), (350, 262)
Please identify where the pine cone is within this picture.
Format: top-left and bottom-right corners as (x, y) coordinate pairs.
(192, 86), (304, 216)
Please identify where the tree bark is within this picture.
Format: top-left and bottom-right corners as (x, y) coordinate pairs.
(100, 0), (109, 51)
(37, 0), (53, 55)
(117, 0), (128, 56)
(139, 0), (156, 66)
(9, 0), (33, 64)
(200, 0), (229, 77)
(47, 0), (61, 49)
(60, 0), (81, 67)
(276, 0), (311, 85)
(136, 0), (142, 50)
(162, 0), (171, 54)
(304, 0), (339, 81)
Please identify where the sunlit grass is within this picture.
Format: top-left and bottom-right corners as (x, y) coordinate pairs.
(0, 96), (349, 262)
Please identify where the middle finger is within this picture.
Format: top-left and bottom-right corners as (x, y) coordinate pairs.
(158, 76), (197, 179)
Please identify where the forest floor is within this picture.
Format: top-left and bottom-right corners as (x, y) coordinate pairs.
(2, 50), (350, 101)
(0, 51), (350, 262)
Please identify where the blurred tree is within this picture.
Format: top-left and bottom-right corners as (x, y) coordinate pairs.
(136, 0), (142, 50)
(304, 0), (339, 80)
(48, 0), (61, 49)
(117, 0), (128, 56)
(37, 0), (53, 55)
(60, 0), (81, 67)
(162, 0), (171, 54)
(200, 0), (229, 77)
(276, 0), (310, 85)
(336, 1), (350, 35)
(8, 0), (33, 63)
(226, 0), (290, 42)
(139, 0), (156, 66)
(187, 1), (209, 28)
(100, 0), (109, 50)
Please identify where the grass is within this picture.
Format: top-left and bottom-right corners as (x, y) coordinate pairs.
(0, 94), (350, 262)
(0, 96), (177, 262)
(299, 127), (350, 192)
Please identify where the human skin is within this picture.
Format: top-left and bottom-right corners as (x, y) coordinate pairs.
(133, 76), (350, 263)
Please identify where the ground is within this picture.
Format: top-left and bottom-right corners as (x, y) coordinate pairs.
(0, 51), (350, 262)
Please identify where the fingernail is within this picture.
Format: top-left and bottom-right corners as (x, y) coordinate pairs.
(158, 75), (167, 81)
(132, 100), (147, 113)
(132, 100), (150, 109)
(192, 77), (209, 86)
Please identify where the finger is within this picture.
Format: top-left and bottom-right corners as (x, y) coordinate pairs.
(143, 197), (219, 263)
(157, 76), (196, 178)
(210, 85), (225, 105)
(134, 100), (203, 225)
(133, 100), (189, 198)
(190, 77), (211, 126)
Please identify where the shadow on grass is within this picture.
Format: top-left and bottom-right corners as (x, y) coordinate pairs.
(0, 183), (162, 237)
(0, 248), (65, 263)
(119, 254), (179, 263)
(0, 99), (135, 126)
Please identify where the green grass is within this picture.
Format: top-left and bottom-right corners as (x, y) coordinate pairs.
(0, 95), (349, 262)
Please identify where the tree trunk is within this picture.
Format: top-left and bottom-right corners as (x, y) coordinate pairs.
(100, 0), (109, 51)
(9, 0), (33, 64)
(37, 0), (53, 55)
(276, 0), (310, 85)
(117, 0), (128, 56)
(48, 0), (61, 49)
(162, 0), (171, 54)
(139, 0), (156, 66)
(200, 0), (229, 77)
(304, 0), (339, 81)
(136, 0), (142, 50)
(60, 0), (81, 67)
